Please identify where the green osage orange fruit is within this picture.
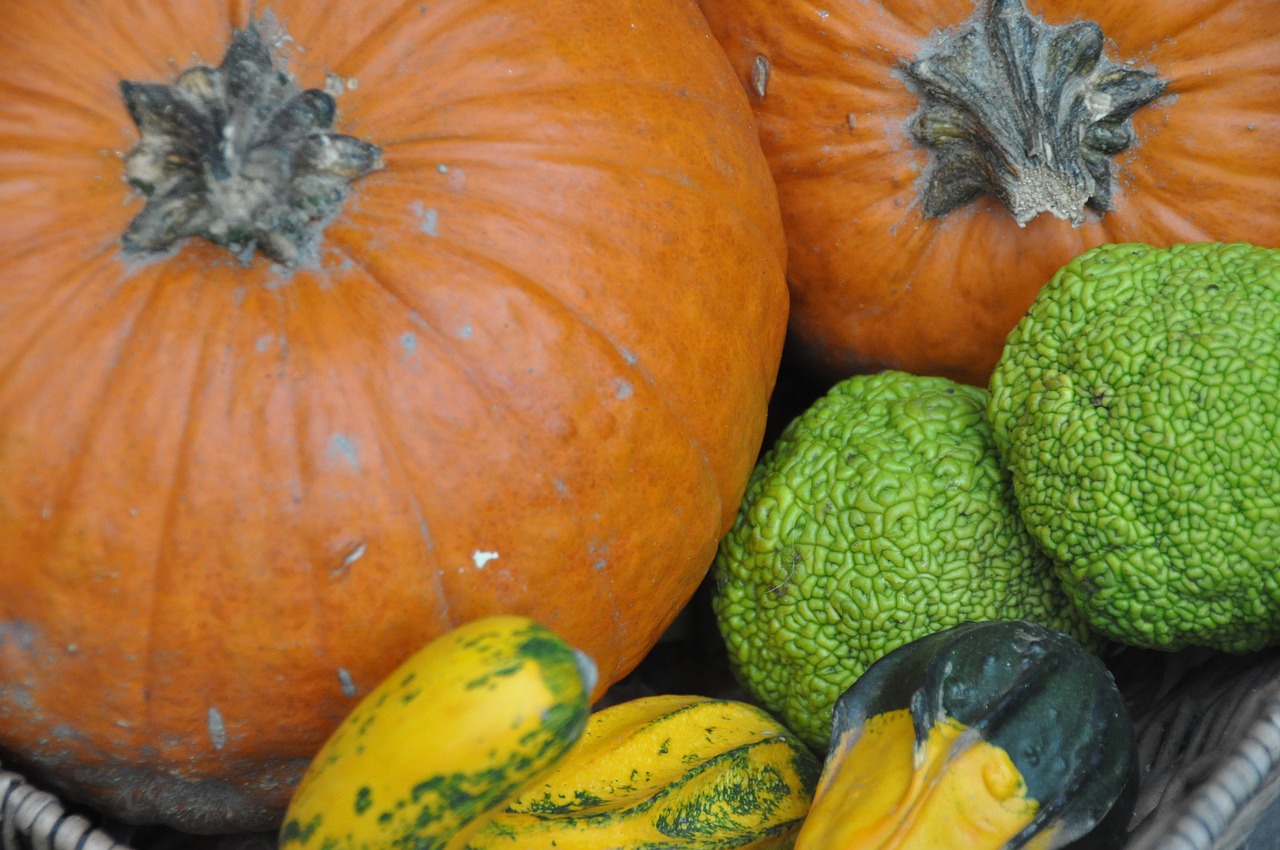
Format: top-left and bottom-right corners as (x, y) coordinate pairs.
(713, 370), (1097, 748)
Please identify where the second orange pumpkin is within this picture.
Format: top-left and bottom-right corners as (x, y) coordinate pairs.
(698, 0), (1280, 385)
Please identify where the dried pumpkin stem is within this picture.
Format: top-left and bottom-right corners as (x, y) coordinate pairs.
(902, 0), (1165, 226)
(119, 24), (382, 266)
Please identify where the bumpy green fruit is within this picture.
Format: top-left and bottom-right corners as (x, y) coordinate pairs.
(714, 370), (1095, 748)
(989, 241), (1280, 653)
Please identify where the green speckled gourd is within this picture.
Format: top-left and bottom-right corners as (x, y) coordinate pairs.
(278, 615), (595, 850)
(713, 371), (1096, 748)
(462, 694), (820, 850)
(989, 241), (1280, 652)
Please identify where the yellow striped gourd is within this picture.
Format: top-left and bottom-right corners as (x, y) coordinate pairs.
(279, 615), (596, 850)
(461, 693), (820, 849)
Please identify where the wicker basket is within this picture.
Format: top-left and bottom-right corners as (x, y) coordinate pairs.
(1119, 646), (1280, 850)
(5, 644), (1280, 850)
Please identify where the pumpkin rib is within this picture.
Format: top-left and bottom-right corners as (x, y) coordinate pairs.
(1161, 0), (1257, 42)
(267, 280), (426, 713)
(346, 222), (728, 548)
(328, 201), (657, 410)
(139, 269), (250, 761)
(336, 376), (454, 633)
(330, 203), (596, 374)
(312, 226), (724, 684)
(288, 302), (458, 688)
(8, 261), (179, 496)
(330, 31), (785, 515)
(326, 158), (734, 490)
(312, 243), (510, 425)
(866, 0), (953, 38)
(376, 142), (779, 273)
(283, 247), (459, 626)
(0, 84), (108, 131)
(435, 166), (773, 514)
(347, 156), (696, 366)
(0, 19), (115, 115)
(1140, 110), (1279, 180)
(328, 2), (766, 146)
(1160, 39), (1280, 83)
(374, 87), (778, 240)
(16, 262), (212, 758)
(38, 260), (401, 760)
(374, 77), (763, 133)
(284, 378), (365, 718)
(1104, 185), (1215, 245)
(135, 270), (446, 756)
(321, 0), (502, 84)
(0, 250), (125, 394)
(501, 146), (781, 252)
(1119, 0), (1229, 44)
(377, 146), (771, 309)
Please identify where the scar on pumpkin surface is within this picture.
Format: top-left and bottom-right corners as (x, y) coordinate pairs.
(472, 550), (500, 569)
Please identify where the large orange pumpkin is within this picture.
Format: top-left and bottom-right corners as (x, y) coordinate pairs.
(0, 0), (788, 832)
(696, 0), (1280, 386)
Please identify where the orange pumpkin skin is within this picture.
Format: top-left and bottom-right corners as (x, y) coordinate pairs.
(696, 0), (1280, 386)
(0, 0), (787, 832)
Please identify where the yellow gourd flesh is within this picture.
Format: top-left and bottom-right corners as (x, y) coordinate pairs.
(795, 709), (1051, 850)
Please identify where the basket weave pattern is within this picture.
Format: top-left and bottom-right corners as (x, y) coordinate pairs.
(1123, 649), (1280, 850)
(0, 769), (130, 850)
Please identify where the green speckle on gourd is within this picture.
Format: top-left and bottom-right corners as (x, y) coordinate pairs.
(278, 813), (322, 846)
(354, 786), (373, 816)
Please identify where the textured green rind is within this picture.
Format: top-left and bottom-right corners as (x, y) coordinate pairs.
(989, 242), (1280, 652)
(829, 620), (1137, 850)
(713, 370), (1096, 748)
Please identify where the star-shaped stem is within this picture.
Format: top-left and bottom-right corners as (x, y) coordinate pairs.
(902, 0), (1165, 226)
(119, 24), (382, 266)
